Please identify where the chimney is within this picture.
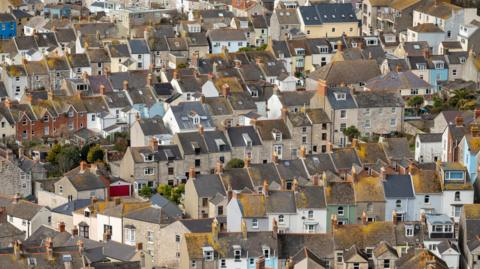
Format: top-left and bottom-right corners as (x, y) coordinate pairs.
(123, 80), (129, 91)
(135, 113), (140, 121)
(380, 166), (387, 181)
(272, 153), (279, 163)
(234, 60), (241, 68)
(150, 137), (158, 150)
(392, 210), (398, 225)
(26, 94), (33, 104)
(200, 95), (206, 104)
(408, 163), (416, 174)
(191, 52), (199, 68)
(82, 72), (89, 81)
(211, 218), (219, 242)
(189, 167), (196, 180)
(475, 108), (480, 120)
(215, 161), (223, 174)
(13, 240), (22, 258)
(292, 179), (298, 192)
(12, 193), (20, 204)
(227, 184), (233, 201)
(262, 180), (269, 196)
(244, 157), (251, 168)
(395, 64), (402, 73)
(423, 49), (430, 59)
(337, 40), (344, 52)
(99, 84), (106, 95)
(312, 174), (320, 186)
(114, 197), (121, 206)
(455, 116), (464, 127)
(281, 107), (288, 120)
(280, 178), (286, 190)
(221, 84), (230, 97)
(147, 73), (153, 87)
(331, 214), (337, 230)
(351, 165), (358, 183)
(361, 211), (367, 225)
(255, 58), (262, 65)
(198, 124), (204, 135)
(77, 240), (84, 253)
(45, 237), (54, 260)
(80, 161), (88, 172)
(420, 212), (426, 223)
(91, 196), (98, 205)
(58, 222), (66, 233)
(286, 257), (294, 269)
(241, 219), (247, 240)
(299, 146), (307, 159)
(72, 226), (79, 236)
(172, 70), (179, 80)
(136, 242), (143, 251)
(351, 138), (358, 148)
(4, 99), (12, 109)
(471, 125), (480, 137)
(327, 142), (333, 153)
(256, 256), (266, 269)
(272, 218), (278, 239)
(207, 72), (215, 80)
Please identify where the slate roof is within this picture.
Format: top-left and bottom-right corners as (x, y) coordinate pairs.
(295, 186), (326, 209)
(179, 218), (217, 233)
(227, 126), (262, 147)
(136, 117), (169, 136)
(236, 193), (266, 217)
(192, 174), (226, 197)
(303, 154), (336, 175)
(266, 190), (296, 213)
(124, 204), (179, 225)
(330, 148), (361, 171)
(276, 159), (309, 182)
(326, 87), (357, 110)
(298, 3), (356, 25)
(221, 168), (254, 191)
(334, 222), (396, 249)
(52, 199), (92, 216)
(108, 43), (130, 58)
(254, 119), (291, 141)
(128, 39), (149, 54)
(354, 91), (404, 108)
(6, 200), (43, 220)
(247, 163), (281, 187)
(207, 29), (247, 41)
(383, 174), (415, 198)
(170, 101), (214, 130)
(150, 194), (183, 219)
(67, 53), (90, 68)
(418, 133), (442, 143)
(278, 233), (334, 260)
(325, 181), (355, 205)
(63, 166), (106, 191)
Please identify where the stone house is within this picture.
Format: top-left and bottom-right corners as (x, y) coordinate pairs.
(459, 204), (480, 269)
(251, 118), (295, 161)
(0, 153), (32, 197)
(226, 125), (264, 164)
(184, 174), (226, 219)
(119, 143), (184, 193)
(158, 218), (217, 268)
(6, 198), (50, 238)
(54, 161), (108, 201)
(2, 65), (28, 100)
(24, 60), (50, 91)
(269, 8), (300, 41)
(50, 199), (91, 233)
(130, 117), (171, 147)
(350, 167), (386, 223)
(286, 108), (331, 154)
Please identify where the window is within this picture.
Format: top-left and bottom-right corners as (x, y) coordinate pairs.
(390, 118), (396, 127)
(424, 195), (430, 204)
(175, 234), (180, 242)
(91, 114), (96, 121)
(250, 258), (255, 265)
(220, 259), (226, 268)
(44, 127), (49, 136)
(22, 220), (27, 226)
(353, 263), (360, 269)
(234, 248), (241, 261)
(453, 205), (462, 217)
(384, 259), (390, 268)
(340, 123), (346, 131)
(338, 206), (344, 216)
(202, 198), (208, 207)
(322, 133), (327, 141)
(340, 110), (346, 119)
(104, 225), (113, 237)
(365, 119), (371, 128)
(126, 228), (135, 243)
(454, 191), (460, 201)
(147, 231), (154, 243)
(433, 225), (443, 232)
(308, 210), (314, 219)
(444, 225), (453, 233)
(452, 69), (457, 76)
(396, 200), (402, 208)
(302, 135), (307, 144)
(302, 127), (307, 133)
(336, 251), (343, 263)
(59, 185), (63, 194)
(306, 224), (315, 233)
(191, 260), (196, 268)
(332, 27), (335, 32)
(391, 107), (396, 113)
(203, 249), (214, 261)
(168, 167), (174, 175)
(144, 168), (154, 175)
(217, 206), (223, 215)
(406, 225), (414, 237)
(278, 215), (284, 223)
(252, 218), (258, 229)
(195, 159), (201, 167)
(263, 247), (270, 258)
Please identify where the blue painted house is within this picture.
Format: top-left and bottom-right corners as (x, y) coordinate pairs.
(428, 55), (448, 91)
(0, 13), (16, 39)
(461, 132), (480, 183)
(44, 4), (72, 18)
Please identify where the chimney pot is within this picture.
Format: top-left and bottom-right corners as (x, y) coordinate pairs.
(58, 222), (66, 232)
(80, 161), (88, 172)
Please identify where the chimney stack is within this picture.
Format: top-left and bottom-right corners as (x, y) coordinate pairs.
(331, 214), (338, 230)
(215, 161), (223, 174)
(299, 146), (306, 158)
(72, 226), (79, 236)
(12, 193), (20, 204)
(80, 161), (88, 172)
(380, 166), (387, 181)
(123, 80), (129, 91)
(45, 237), (54, 260)
(147, 73), (153, 87)
(256, 256), (266, 269)
(150, 137), (158, 150)
(58, 222), (66, 233)
(211, 218), (219, 242)
(475, 108), (480, 120)
(292, 179), (298, 192)
(392, 210), (398, 225)
(361, 211), (367, 225)
(351, 138), (358, 148)
(471, 125), (480, 137)
(272, 218), (278, 239)
(136, 242), (143, 251)
(241, 219), (247, 239)
(99, 84), (106, 95)
(114, 197), (121, 206)
(13, 240), (22, 258)
(280, 178), (286, 190)
(272, 153), (279, 163)
(455, 116), (464, 127)
(262, 180), (269, 196)
(327, 142), (333, 153)
(312, 174), (320, 186)
(222, 84), (230, 97)
(173, 70), (179, 80)
(244, 157), (251, 168)
(198, 124), (204, 135)
(189, 167), (196, 180)
(4, 99), (12, 109)
(281, 107), (288, 120)
(77, 240), (84, 253)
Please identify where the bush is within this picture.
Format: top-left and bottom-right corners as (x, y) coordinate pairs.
(139, 185), (153, 198)
(157, 184), (185, 204)
(226, 158), (244, 169)
(87, 144), (104, 163)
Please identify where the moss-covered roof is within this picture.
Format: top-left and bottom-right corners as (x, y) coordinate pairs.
(464, 204), (480, 219)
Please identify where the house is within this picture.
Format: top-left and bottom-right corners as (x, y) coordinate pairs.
(269, 8), (300, 41)
(365, 70), (432, 97)
(298, 3), (359, 38)
(286, 108), (331, 154)
(407, 23), (445, 54)
(0, 153), (32, 197)
(409, 164), (443, 220)
(415, 133), (443, 163)
(50, 198), (92, 233)
(2, 65), (28, 100)
(226, 125), (264, 163)
(128, 39), (151, 70)
(130, 117), (171, 147)
(207, 29), (248, 54)
(361, 0), (391, 35)
(163, 101), (215, 134)
(0, 13), (16, 39)
(383, 174), (416, 222)
(350, 166), (386, 223)
(54, 161), (108, 201)
(184, 173), (226, 219)
(251, 119), (294, 161)
(436, 162), (474, 221)
(459, 204), (480, 269)
(459, 126), (480, 183)
(325, 175), (355, 231)
(158, 218), (219, 268)
(6, 196), (50, 238)
(181, 221), (278, 269)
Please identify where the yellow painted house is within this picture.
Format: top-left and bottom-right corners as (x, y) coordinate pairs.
(297, 3), (359, 38)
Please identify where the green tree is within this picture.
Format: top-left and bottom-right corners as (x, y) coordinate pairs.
(138, 185), (153, 198)
(406, 96), (424, 109)
(46, 144), (62, 164)
(87, 144), (104, 163)
(157, 184), (172, 197)
(226, 158), (244, 169)
(343, 126), (360, 141)
(156, 184), (185, 204)
(56, 145), (81, 173)
(448, 89), (477, 110)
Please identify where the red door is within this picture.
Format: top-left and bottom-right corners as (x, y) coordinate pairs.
(110, 185), (130, 197)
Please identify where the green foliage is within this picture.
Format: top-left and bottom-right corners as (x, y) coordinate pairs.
(448, 89), (477, 110)
(87, 144), (104, 163)
(109, 132), (129, 153)
(47, 144), (81, 174)
(238, 44), (267, 52)
(406, 96), (424, 108)
(156, 184), (185, 204)
(138, 185), (153, 198)
(176, 63), (188, 69)
(343, 126), (360, 140)
(226, 158), (244, 169)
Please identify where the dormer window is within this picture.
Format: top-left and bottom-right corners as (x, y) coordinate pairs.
(251, 89), (258, 97)
(319, 46), (329, 53)
(433, 61), (444, 69)
(43, 115), (49, 122)
(334, 92), (346, 100)
(262, 246), (270, 258)
(202, 247), (214, 261)
(233, 245), (241, 261)
(84, 209), (90, 217)
(416, 63), (426, 70)
(243, 133), (252, 148)
(460, 57), (466, 63)
(215, 139), (226, 152)
(295, 48), (305, 56)
(405, 224), (414, 237)
(143, 154), (154, 162)
(193, 115), (200, 125)
(273, 130), (282, 141)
